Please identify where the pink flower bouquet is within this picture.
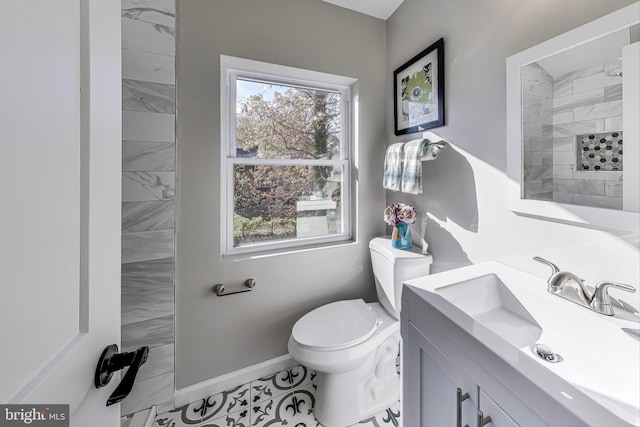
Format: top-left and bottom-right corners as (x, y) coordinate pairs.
(383, 203), (416, 225)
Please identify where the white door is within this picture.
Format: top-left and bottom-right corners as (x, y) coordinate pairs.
(0, 1), (122, 426)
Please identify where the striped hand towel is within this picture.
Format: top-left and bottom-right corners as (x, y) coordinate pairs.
(383, 142), (405, 191)
(401, 138), (430, 194)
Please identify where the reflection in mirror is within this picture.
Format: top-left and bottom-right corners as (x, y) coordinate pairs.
(506, 2), (640, 231)
(521, 24), (639, 212)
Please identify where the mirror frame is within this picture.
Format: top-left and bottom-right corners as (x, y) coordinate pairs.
(506, 2), (640, 232)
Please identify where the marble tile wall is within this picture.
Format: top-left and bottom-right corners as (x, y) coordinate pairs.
(551, 62), (623, 209)
(522, 63), (553, 201)
(121, 0), (176, 416)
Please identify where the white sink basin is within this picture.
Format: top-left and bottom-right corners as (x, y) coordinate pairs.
(405, 262), (640, 426)
(436, 273), (542, 348)
(622, 327), (640, 342)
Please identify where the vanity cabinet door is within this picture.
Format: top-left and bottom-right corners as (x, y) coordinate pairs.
(405, 323), (478, 426)
(479, 390), (519, 427)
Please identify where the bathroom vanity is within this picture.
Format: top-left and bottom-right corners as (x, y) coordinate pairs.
(401, 263), (639, 427)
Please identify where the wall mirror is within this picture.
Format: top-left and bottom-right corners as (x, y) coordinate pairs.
(507, 2), (640, 232)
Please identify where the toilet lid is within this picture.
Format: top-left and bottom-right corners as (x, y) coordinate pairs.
(292, 299), (380, 351)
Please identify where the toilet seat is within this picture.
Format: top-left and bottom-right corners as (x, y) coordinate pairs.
(291, 299), (381, 351)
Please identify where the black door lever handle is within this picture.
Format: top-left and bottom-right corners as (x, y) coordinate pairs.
(95, 344), (149, 406)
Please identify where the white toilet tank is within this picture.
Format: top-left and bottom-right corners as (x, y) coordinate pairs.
(369, 237), (433, 319)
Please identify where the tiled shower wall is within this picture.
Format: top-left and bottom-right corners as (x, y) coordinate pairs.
(522, 60), (624, 209)
(551, 62), (623, 209)
(522, 63), (554, 201)
(121, 0), (176, 416)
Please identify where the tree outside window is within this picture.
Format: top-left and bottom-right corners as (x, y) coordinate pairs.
(222, 67), (351, 254)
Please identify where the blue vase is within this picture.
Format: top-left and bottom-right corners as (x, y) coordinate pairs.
(391, 222), (412, 250)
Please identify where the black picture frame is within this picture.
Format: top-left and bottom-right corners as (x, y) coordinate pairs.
(393, 38), (445, 136)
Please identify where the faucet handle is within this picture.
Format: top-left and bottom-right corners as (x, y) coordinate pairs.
(591, 281), (637, 316)
(533, 256), (560, 278)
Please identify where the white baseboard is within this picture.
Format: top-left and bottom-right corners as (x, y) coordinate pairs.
(174, 354), (297, 407)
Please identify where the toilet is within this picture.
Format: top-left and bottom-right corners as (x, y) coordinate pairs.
(287, 237), (433, 427)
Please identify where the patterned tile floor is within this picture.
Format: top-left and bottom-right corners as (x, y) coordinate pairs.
(152, 365), (401, 427)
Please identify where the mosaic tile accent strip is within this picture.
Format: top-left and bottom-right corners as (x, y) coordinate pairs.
(152, 365), (400, 427)
(577, 131), (623, 171)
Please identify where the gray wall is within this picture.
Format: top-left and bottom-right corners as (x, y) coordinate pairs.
(385, 1), (639, 296)
(121, 0), (176, 415)
(176, 0), (387, 389)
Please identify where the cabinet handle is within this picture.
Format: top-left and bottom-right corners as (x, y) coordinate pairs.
(477, 410), (492, 426)
(456, 387), (470, 427)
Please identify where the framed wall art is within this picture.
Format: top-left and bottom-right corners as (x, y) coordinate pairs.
(394, 38), (444, 136)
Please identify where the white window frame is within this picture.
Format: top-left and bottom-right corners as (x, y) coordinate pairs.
(220, 55), (356, 256)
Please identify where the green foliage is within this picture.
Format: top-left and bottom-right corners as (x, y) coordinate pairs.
(233, 213), (296, 245)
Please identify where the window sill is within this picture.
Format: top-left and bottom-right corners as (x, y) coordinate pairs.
(221, 239), (357, 262)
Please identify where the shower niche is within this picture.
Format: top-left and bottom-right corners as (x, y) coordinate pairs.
(577, 130), (623, 172)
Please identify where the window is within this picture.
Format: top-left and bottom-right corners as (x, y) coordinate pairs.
(221, 56), (354, 255)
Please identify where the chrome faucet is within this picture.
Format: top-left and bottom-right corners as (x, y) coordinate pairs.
(534, 256), (592, 304)
(592, 281), (637, 316)
(533, 256), (636, 316)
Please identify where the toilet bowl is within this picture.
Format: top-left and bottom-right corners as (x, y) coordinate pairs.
(288, 237), (432, 427)
(288, 300), (400, 427)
